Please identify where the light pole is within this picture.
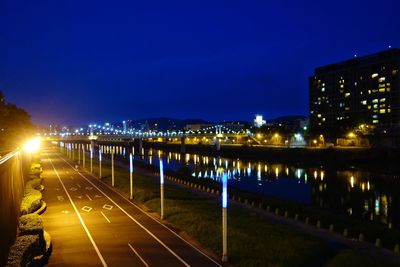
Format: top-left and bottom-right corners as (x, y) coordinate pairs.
(99, 148), (102, 179)
(78, 143), (81, 164)
(82, 145), (86, 168)
(159, 159), (165, 220)
(111, 147), (115, 187)
(90, 147), (93, 173)
(222, 172), (228, 262)
(129, 153), (133, 199)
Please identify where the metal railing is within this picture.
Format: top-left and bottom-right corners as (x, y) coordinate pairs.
(0, 149), (25, 265)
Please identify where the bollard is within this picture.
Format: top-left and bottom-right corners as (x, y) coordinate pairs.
(266, 206), (270, 212)
(244, 199), (248, 205)
(329, 224), (334, 232)
(343, 228), (348, 237)
(358, 233), (364, 242)
(275, 208), (279, 215)
(238, 197), (241, 203)
(316, 220), (321, 228)
(251, 201), (255, 207)
(294, 214), (299, 221)
(375, 238), (381, 248)
(305, 217), (309, 224)
(258, 203), (262, 209)
(284, 211), (288, 218)
(232, 195), (235, 201)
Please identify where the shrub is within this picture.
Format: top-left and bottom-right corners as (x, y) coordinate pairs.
(19, 214), (43, 236)
(25, 178), (42, 192)
(6, 235), (39, 267)
(20, 190), (42, 215)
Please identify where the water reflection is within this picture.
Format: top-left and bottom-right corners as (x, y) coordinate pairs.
(61, 142), (400, 229)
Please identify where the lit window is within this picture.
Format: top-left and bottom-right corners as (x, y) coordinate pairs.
(361, 100), (367, 105)
(378, 77), (386, 82)
(373, 120), (379, 124)
(345, 92), (350, 97)
(380, 98), (386, 102)
(367, 105), (371, 109)
(373, 115), (378, 119)
(373, 104), (378, 109)
(368, 90), (371, 94)
(388, 109), (391, 113)
(371, 73), (379, 78)
(379, 88), (385, 92)
(322, 118), (326, 122)
(372, 99), (378, 103)
(317, 114), (322, 118)
(392, 69), (399, 75)
(380, 109), (386, 114)
(321, 87), (325, 92)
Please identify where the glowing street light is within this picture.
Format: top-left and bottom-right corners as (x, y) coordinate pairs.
(23, 138), (40, 153)
(99, 148), (102, 179)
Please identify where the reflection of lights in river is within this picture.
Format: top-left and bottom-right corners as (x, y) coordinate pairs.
(350, 176), (354, 188)
(320, 171), (324, 181)
(275, 167), (279, 178)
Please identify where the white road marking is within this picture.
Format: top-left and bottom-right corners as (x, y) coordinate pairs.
(94, 194), (102, 199)
(61, 210), (69, 214)
(76, 195), (83, 199)
(82, 206), (92, 212)
(128, 243), (149, 267)
(103, 204), (113, 210)
(60, 156), (191, 267)
(77, 183), (81, 188)
(86, 194), (93, 201)
(100, 211), (111, 223)
(57, 196), (64, 202)
(86, 186), (93, 190)
(70, 187), (77, 191)
(48, 157), (108, 267)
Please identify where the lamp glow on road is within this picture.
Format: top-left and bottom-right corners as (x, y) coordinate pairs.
(24, 138), (40, 153)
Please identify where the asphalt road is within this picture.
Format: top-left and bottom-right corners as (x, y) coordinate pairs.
(40, 148), (222, 267)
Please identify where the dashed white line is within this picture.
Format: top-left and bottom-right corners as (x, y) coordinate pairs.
(86, 194), (93, 201)
(128, 243), (149, 267)
(100, 211), (111, 223)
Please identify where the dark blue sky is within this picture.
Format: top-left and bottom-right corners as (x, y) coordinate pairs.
(1, 0), (399, 126)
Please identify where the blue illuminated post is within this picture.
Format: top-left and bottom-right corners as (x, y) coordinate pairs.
(222, 172), (228, 262)
(90, 147), (93, 173)
(99, 148), (102, 179)
(159, 159), (165, 220)
(111, 147), (115, 187)
(72, 144), (75, 160)
(78, 143), (81, 164)
(129, 153), (133, 199)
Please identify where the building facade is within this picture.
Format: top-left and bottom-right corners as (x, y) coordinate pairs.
(309, 48), (400, 137)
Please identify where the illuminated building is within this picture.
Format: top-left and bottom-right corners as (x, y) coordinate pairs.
(309, 48), (400, 136)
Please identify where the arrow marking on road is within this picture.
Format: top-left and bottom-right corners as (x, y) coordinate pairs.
(70, 187), (77, 191)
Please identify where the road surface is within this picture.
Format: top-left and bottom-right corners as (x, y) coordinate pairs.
(40, 148), (222, 267)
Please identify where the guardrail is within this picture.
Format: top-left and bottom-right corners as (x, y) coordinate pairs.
(0, 149), (25, 265)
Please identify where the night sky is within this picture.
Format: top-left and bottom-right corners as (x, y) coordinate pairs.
(1, 0), (399, 126)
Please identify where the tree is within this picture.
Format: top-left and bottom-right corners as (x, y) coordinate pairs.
(0, 91), (33, 151)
